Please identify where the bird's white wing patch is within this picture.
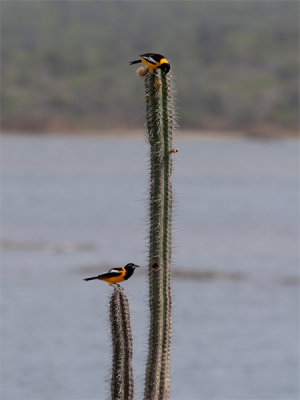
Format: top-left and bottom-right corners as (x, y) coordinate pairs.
(143, 55), (157, 65)
(108, 268), (121, 274)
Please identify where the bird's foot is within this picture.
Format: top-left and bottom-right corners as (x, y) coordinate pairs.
(112, 283), (123, 291)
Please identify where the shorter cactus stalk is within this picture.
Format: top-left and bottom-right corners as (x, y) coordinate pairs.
(110, 286), (134, 400)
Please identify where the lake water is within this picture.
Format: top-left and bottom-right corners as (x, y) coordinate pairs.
(1, 134), (299, 400)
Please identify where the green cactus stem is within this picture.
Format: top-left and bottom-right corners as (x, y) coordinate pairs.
(144, 71), (164, 400)
(110, 286), (134, 400)
(144, 70), (175, 400)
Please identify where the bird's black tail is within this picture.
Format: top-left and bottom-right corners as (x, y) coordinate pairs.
(84, 276), (99, 281)
(129, 59), (141, 65)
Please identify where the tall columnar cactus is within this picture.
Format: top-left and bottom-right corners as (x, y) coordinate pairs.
(110, 286), (134, 400)
(144, 69), (175, 400)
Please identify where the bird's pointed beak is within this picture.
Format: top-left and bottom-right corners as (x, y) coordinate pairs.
(134, 264), (141, 268)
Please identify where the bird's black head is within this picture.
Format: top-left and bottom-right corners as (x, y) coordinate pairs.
(124, 263), (140, 270)
(124, 263), (140, 280)
(159, 63), (170, 77)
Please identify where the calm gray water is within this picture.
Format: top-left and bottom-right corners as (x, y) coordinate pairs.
(1, 134), (299, 400)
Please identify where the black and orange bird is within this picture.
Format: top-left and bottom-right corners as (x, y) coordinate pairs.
(130, 53), (170, 77)
(84, 263), (140, 286)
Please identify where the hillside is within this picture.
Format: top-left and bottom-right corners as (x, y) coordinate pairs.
(1, 1), (299, 134)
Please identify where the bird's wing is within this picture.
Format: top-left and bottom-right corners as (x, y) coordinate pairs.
(98, 269), (122, 279)
(140, 53), (159, 65)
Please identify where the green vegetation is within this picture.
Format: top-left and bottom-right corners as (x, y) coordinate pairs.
(1, 1), (298, 133)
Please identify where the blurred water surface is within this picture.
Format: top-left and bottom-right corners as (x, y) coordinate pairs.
(1, 134), (299, 400)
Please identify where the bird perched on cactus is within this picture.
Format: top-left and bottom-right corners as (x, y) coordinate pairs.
(130, 53), (170, 77)
(84, 263), (140, 286)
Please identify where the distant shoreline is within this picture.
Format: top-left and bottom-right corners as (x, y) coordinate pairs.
(1, 128), (299, 140)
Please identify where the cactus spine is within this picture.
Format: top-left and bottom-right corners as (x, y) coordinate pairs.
(110, 286), (134, 400)
(144, 70), (175, 400)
